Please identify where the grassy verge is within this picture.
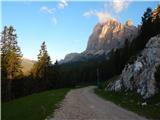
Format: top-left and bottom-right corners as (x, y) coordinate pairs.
(95, 88), (160, 120)
(2, 88), (71, 120)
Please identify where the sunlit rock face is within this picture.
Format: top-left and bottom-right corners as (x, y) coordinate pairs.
(125, 19), (133, 26)
(86, 19), (138, 52)
(107, 35), (160, 99)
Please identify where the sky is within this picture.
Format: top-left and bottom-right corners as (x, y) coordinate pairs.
(1, 0), (159, 62)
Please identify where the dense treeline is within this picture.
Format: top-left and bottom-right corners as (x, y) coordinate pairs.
(1, 29), (60, 101)
(1, 5), (160, 102)
(58, 40), (131, 87)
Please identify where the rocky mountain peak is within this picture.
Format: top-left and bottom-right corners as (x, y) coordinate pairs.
(93, 23), (102, 33)
(125, 19), (133, 26)
(86, 19), (138, 52)
(60, 19), (138, 63)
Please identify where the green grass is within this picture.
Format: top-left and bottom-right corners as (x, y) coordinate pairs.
(2, 88), (70, 120)
(95, 88), (160, 120)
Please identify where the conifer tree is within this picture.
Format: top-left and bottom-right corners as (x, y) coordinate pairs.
(151, 4), (160, 35)
(1, 26), (22, 100)
(141, 8), (152, 24)
(32, 41), (51, 78)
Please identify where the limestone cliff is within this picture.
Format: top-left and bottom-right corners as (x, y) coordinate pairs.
(107, 35), (160, 99)
(86, 19), (138, 52)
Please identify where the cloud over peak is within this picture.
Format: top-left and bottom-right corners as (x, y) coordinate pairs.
(84, 0), (132, 23)
(96, 12), (116, 23)
(83, 10), (116, 24)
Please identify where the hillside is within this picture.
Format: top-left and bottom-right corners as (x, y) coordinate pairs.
(21, 58), (35, 75)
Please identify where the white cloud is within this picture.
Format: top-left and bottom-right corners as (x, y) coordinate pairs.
(52, 17), (58, 25)
(83, 0), (132, 23)
(111, 0), (131, 13)
(40, 6), (58, 25)
(58, 0), (68, 9)
(40, 0), (69, 25)
(83, 10), (116, 23)
(96, 12), (115, 23)
(40, 6), (55, 14)
(83, 10), (95, 18)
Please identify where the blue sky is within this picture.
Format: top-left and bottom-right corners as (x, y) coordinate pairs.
(1, 0), (159, 62)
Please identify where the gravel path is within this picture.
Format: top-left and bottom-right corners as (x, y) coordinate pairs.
(49, 86), (147, 120)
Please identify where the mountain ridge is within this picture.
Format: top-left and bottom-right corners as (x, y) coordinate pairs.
(21, 58), (35, 75)
(60, 19), (139, 64)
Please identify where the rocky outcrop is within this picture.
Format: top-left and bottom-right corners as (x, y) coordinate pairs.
(59, 53), (80, 63)
(125, 19), (133, 26)
(86, 19), (138, 52)
(107, 35), (160, 99)
(59, 50), (106, 64)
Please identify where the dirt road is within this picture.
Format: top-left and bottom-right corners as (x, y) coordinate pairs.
(49, 86), (147, 120)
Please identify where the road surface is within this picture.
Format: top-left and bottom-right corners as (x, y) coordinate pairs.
(49, 86), (147, 120)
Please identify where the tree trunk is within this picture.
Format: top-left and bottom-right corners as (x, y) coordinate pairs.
(7, 73), (13, 100)
(97, 68), (100, 85)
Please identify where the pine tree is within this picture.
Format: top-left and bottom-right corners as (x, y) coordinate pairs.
(32, 41), (51, 78)
(141, 7), (152, 24)
(151, 4), (160, 35)
(1, 26), (22, 100)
